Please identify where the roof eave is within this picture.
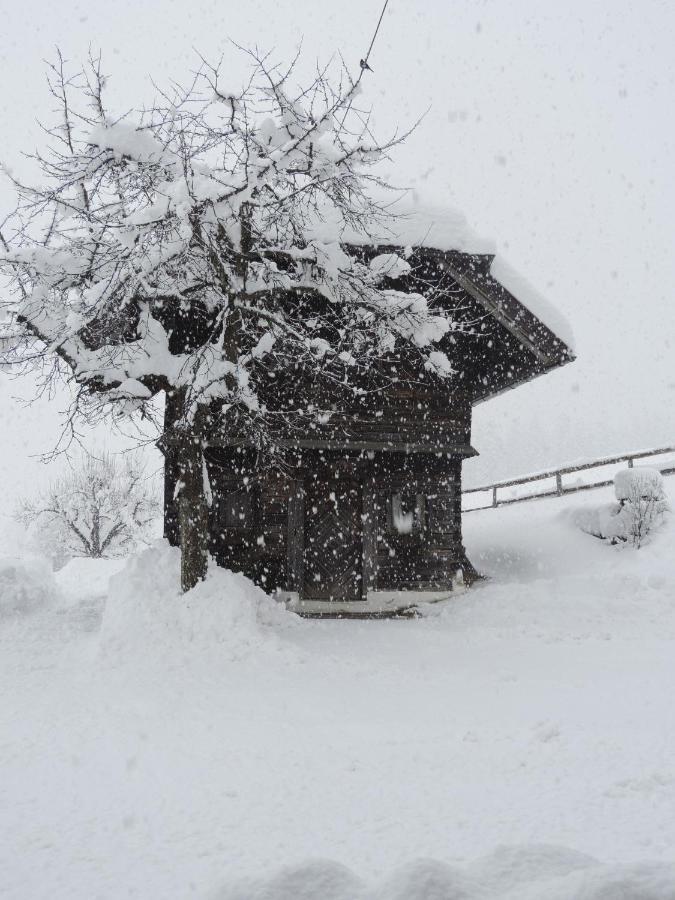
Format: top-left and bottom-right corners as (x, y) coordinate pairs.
(471, 349), (577, 406)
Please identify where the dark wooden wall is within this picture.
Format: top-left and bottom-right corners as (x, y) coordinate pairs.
(198, 446), (468, 600)
(205, 448), (295, 593)
(365, 453), (464, 593)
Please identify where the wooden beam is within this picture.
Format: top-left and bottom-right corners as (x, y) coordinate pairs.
(286, 479), (305, 593)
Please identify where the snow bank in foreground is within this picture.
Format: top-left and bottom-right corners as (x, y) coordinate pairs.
(0, 556), (56, 618)
(99, 541), (298, 662)
(216, 847), (675, 900)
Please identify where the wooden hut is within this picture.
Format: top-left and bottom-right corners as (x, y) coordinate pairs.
(165, 243), (574, 615)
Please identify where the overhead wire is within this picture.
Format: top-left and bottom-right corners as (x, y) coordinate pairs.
(339, 0), (391, 132)
(362, 0), (390, 69)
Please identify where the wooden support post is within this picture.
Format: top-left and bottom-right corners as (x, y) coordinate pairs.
(627, 457), (634, 468)
(286, 479), (305, 593)
(556, 471), (563, 495)
(492, 486), (498, 508)
(361, 478), (377, 599)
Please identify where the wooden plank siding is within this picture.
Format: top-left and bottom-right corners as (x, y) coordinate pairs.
(369, 456), (464, 591)
(209, 388), (475, 456)
(202, 446), (468, 600)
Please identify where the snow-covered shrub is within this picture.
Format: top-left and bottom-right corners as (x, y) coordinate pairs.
(574, 467), (668, 548)
(614, 466), (665, 502)
(0, 557), (56, 618)
(614, 467), (667, 548)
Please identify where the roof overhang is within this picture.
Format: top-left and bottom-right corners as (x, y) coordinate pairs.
(346, 243), (576, 405)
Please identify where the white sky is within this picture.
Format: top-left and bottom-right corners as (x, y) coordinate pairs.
(1, 0), (674, 525)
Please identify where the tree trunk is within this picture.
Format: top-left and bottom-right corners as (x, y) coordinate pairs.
(92, 504), (101, 557)
(161, 390), (210, 593)
(162, 390), (182, 547)
(176, 422), (209, 592)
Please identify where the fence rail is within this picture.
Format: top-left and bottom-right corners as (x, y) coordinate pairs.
(463, 445), (675, 512)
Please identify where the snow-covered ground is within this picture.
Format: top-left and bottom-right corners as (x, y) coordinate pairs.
(1, 484), (675, 899)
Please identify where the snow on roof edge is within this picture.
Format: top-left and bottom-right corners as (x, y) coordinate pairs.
(377, 201), (496, 256)
(377, 199), (575, 352)
(311, 196), (575, 352)
(488, 255), (576, 352)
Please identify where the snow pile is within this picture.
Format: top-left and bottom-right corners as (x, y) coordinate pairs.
(216, 846), (675, 900)
(571, 501), (631, 544)
(0, 555), (56, 618)
(55, 556), (127, 606)
(383, 200), (495, 256)
(99, 540), (298, 663)
(310, 196), (495, 256)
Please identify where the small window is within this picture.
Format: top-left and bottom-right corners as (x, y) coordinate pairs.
(390, 492), (426, 535)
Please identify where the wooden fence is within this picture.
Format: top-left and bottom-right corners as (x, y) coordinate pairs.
(462, 445), (675, 512)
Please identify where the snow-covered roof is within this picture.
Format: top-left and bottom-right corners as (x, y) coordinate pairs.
(369, 201), (497, 256)
(314, 197), (575, 355)
(327, 198), (576, 403)
(372, 200), (575, 353)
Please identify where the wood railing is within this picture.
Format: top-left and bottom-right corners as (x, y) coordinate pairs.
(463, 445), (675, 512)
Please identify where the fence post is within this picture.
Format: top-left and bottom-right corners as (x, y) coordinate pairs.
(555, 472), (563, 495)
(627, 457), (634, 468)
(492, 486), (498, 508)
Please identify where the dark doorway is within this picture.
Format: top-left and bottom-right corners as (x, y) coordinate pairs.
(303, 477), (363, 601)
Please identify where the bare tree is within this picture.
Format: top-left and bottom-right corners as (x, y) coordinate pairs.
(16, 452), (160, 564)
(0, 47), (469, 590)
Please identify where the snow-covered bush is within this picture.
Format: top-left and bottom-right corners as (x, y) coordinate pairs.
(614, 467), (664, 502)
(0, 557), (56, 618)
(574, 467), (668, 548)
(614, 467), (668, 548)
(16, 451), (161, 566)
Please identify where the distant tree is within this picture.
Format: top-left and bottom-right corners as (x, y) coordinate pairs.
(16, 452), (160, 563)
(0, 47), (468, 590)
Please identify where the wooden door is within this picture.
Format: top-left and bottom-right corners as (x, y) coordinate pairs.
(303, 477), (363, 602)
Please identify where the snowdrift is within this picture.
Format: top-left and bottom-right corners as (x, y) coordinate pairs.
(55, 556), (127, 605)
(3, 486), (675, 900)
(99, 540), (299, 663)
(216, 847), (675, 900)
